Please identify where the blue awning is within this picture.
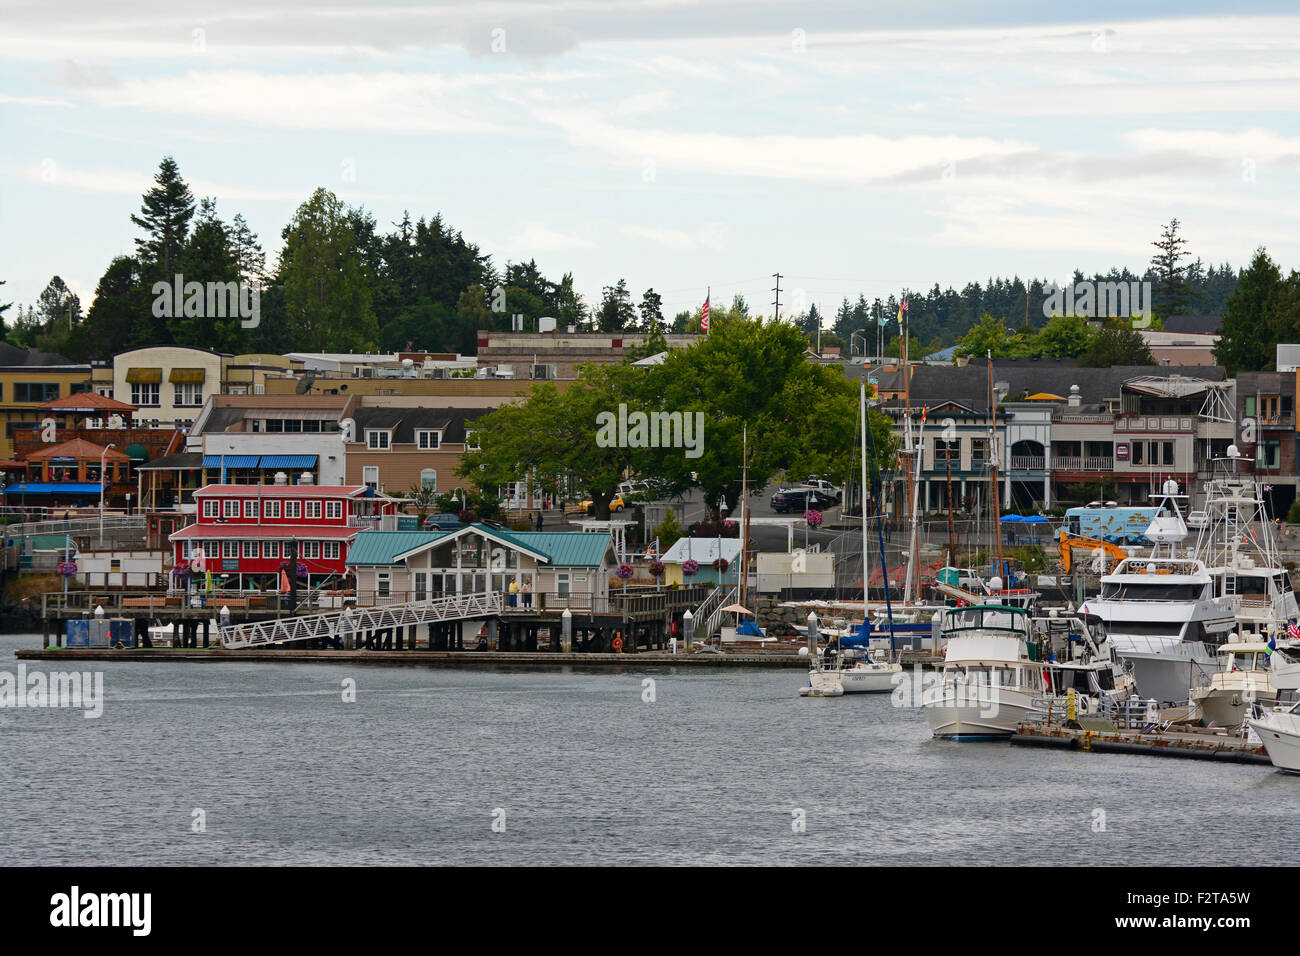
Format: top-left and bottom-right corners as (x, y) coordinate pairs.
(3, 483), (105, 495)
(202, 455), (260, 468)
(258, 455), (318, 470)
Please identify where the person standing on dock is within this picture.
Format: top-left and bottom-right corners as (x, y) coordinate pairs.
(509, 578), (519, 607)
(522, 580), (533, 608)
(535, 510), (543, 531)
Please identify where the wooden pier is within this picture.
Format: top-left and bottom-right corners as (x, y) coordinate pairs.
(1011, 721), (1271, 765)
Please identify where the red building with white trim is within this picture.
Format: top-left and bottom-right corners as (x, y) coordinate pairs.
(170, 482), (398, 587)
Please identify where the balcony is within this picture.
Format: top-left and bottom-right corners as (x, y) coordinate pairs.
(1053, 456), (1113, 471)
(1009, 455), (1045, 471)
(1258, 414), (1294, 429)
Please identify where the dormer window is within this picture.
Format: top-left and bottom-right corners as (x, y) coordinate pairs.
(366, 429), (391, 450)
(416, 429), (442, 450)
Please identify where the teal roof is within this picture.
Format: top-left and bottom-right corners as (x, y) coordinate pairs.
(346, 526), (611, 568)
(507, 531), (612, 568)
(347, 530), (453, 565)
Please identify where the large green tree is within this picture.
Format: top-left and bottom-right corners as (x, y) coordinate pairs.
(1214, 248), (1288, 373)
(1149, 218), (1195, 321)
(131, 156), (195, 278)
(1077, 322), (1155, 367)
(279, 187), (379, 352)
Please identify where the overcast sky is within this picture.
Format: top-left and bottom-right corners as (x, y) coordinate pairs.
(3, 1), (1299, 323)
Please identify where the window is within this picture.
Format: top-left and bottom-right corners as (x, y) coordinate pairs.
(366, 430), (390, 450)
(223, 499), (239, 518)
(264, 541), (281, 559)
(243, 500), (259, 519)
(363, 466), (379, 492)
(377, 573), (391, 598)
(301, 541), (320, 559)
(971, 438), (987, 464)
(285, 500), (302, 519)
(414, 572), (427, 601)
(131, 383), (161, 407)
(1162, 441), (1175, 466)
(557, 573), (571, 597)
(1245, 396), (1256, 418)
(305, 500), (322, 519)
(203, 500), (219, 518)
(1260, 440), (1281, 470)
(264, 500), (281, 519)
(14, 382), (60, 403)
(223, 540), (239, 559)
(204, 541), (219, 558)
(173, 383), (203, 406)
(934, 438), (958, 463)
(420, 468), (437, 491)
(466, 429), (480, 451)
(416, 430), (441, 450)
(325, 500), (343, 520)
(243, 540), (259, 558)
(1133, 442), (1144, 465)
(323, 541), (340, 560)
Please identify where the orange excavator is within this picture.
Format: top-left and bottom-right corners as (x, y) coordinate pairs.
(1057, 532), (1130, 574)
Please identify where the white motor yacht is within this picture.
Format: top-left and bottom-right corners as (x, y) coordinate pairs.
(1191, 642), (1279, 729)
(1248, 700), (1300, 774)
(921, 604), (1042, 739)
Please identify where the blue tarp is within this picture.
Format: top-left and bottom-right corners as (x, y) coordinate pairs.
(736, 619), (763, 636)
(1000, 514), (1048, 523)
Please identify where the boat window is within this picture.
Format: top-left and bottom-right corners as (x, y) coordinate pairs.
(1101, 582), (1205, 601)
(1105, 621), (1184, 637)
(994, 667), (1018, 686)
(1237, 576), (1268, 596)
(1232, 652), (1259, 670)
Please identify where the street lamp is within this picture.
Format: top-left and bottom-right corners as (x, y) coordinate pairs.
(99, 443), (116, 545)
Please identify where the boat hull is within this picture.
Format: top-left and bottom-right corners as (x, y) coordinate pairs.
(1248, 711), (1300, 773)
(840, 663), (902, 694)
(1115, 643), (1224, 706)
(921, 684), (1035, 739)
(1193, 681), (1277, 729)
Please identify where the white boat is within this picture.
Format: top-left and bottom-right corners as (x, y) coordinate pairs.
(1191, 642), (1279, 729)
(830, 646), (902, 693)
(148, 618), (220, 646)
(921, 604), (1041, 739)
(1248, 700), (1300, 773)
(1030, 612), (1140, 718)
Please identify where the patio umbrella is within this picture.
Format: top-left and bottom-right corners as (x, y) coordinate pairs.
(721, 603), (752, 615)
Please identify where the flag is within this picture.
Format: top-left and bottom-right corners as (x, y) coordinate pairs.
(920, 406), (928, 424)
(1267, 635), (1278, 657)
(280, 570), (291, 593)
(701, 296), (710, 333)
(902, 296), (909, 312)
(1287, 621), (1299, 642)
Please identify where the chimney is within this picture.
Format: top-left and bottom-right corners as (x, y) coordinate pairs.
(1068, 384), (1081, 408)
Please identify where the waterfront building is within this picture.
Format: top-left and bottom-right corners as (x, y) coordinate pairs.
(169, 482), (399, 589)
(342, 398), (487, 496)
(0, 343), (92, 459)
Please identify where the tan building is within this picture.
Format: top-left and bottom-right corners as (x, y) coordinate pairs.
(475, 331), (700, 380)
(112, 345), (228, 430)
(342, 397), (490, 497)
(0, 343), (91, 458)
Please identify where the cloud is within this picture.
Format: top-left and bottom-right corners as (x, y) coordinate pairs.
(622, 222), (726, 252)
(509, 221), (596, 252)
(0, 92), (75, 108)
(45, 59), (121, 89)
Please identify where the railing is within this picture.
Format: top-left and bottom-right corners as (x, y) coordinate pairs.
(1053, 456), (1113, 471)
(1, 516), (147, 538)
(1257, 414), (1293, 428)
(1009, 456), (1045, 471)
(701, 585), (740, 643)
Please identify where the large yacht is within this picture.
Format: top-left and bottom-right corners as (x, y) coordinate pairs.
(1193, 451), (1299, 641)
(1079, 483), (1237, 706)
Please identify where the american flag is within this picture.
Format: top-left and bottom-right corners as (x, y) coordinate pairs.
(701, 295), (710, 332)
(1288, 622), (1300, 642)
(901, 296), (909, 312)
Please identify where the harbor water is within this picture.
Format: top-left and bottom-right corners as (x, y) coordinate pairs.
(2, 633), (1297, 865)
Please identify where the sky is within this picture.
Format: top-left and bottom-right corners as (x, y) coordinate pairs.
(2, 0), (1300, 325)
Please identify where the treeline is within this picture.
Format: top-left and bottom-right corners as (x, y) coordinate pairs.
(0, 162), (1265, 365)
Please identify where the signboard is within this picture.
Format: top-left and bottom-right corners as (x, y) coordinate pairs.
(396, 516), (419, 530)
(222, 559), (239, 572)
(1115, 443), (1129, 461)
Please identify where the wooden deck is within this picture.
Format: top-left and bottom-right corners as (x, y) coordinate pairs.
(1011, 722), (1272, 764)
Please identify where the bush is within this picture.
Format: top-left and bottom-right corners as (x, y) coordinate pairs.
(1287, 500), (1300, 524)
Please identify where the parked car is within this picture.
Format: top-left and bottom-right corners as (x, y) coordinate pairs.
(424, 513), (463, 530)
(801, 479), (841, 500)
(770, 488), (835, 514)
(568, 493), (627, 515)
(1186, 510), (1209, 530)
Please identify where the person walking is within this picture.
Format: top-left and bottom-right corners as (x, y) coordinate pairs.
(535, 510), (543, 531)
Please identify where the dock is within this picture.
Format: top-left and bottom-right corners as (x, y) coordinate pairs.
(1011, 721), (1271, 764)
(13, 647), (808, 668)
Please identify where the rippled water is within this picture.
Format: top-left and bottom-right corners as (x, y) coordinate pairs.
(2, 633), (1297, 865)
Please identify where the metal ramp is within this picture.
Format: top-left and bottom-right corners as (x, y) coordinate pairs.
(219, 591), (503, 649)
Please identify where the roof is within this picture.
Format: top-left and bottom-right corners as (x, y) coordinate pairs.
(135, 452), (203, 471)
(660, 537), (743, 564)
(171, 524), (360, 541)
(2, 483), (105, 495)
(193, 483), (370, 497)
(25, 438), (130, 462)
(37, 393), (137, 414)
(348, 406), (487, 445)
(0, 342), (85, 368)
(346, 526), (611, 567)
(1164, 314), (1222, 335)
(1122, 375), (1225, 399)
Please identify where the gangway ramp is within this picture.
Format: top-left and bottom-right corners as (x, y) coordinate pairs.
(219, 591), (503, 649)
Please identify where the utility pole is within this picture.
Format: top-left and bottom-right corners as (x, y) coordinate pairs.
(771, 273), (782, 322)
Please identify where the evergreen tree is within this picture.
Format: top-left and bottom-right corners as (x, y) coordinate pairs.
(638, 288), (664, 331)
(131, 156), (196, 277)
(35, 276), (81, 327)
(596, 279), (635, 332)
(1149, 218), (1196, 320)
(1214, 248), (1286, 373)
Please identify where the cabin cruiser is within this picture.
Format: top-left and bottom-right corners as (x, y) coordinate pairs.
(1079, 483), (1237, 706)
(1248, 700), (1300, 774)
(1031, 612), (1139, 718)
(921, 604), (1043, 739)
(1190, 642), (1279, 728)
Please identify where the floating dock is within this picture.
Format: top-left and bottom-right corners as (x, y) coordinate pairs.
(1011, 721), (1271, 765)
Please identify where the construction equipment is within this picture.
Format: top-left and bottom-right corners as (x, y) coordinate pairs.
(1058, 531), (1130, 574)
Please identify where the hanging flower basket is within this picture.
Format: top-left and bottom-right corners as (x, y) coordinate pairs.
(804, 508), (824, 528)
(615, 563), (634, 580)
(648, 560), (665, 578)
(713, 557), (730, 572)
(278, 559), (309, 579)
(458, 508), (477, 524)
(57, 560), (78, 577)
(682, 559), (700, 576)
(171, 562), (191, 581)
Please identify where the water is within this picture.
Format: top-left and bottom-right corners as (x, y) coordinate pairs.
(2, 632), (1297, 865)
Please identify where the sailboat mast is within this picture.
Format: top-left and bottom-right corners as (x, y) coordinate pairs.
(864, 389), (897, 654)
(988, 350), (1006, 582)
(861, 382), (870, 624)
(741, 423), (749, 606)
